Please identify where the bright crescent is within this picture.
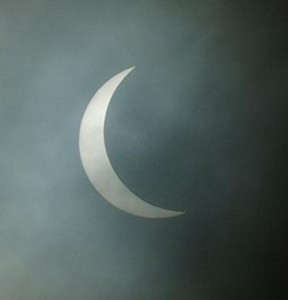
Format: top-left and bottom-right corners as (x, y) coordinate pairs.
(79, 67), (184, 218)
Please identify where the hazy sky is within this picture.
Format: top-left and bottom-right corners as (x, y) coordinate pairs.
(0, 0), (287, 299)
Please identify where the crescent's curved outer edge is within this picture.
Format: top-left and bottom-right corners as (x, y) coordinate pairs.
(79, 67), (185, 218)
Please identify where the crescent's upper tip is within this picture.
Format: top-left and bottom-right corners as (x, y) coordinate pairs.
(128, 66), (136, 71)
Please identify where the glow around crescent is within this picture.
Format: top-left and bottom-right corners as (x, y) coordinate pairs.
(79, 67), (184, 218)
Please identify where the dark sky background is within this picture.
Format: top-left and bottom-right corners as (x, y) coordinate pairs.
(0, 0), (287, 299)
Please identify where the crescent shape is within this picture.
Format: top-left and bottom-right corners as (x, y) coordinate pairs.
(79, 67), (184, 218)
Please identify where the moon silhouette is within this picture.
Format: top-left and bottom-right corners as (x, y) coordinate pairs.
(79, 67), (184, 218)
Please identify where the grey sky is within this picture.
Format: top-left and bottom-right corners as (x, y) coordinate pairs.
(0, 0), (287, 299)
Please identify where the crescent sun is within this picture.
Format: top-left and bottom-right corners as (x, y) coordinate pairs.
(79, 67), (184, 218)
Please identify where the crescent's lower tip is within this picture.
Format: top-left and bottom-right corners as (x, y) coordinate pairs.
(176, 211), (186, 216)
(166, 211), (185, 218)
